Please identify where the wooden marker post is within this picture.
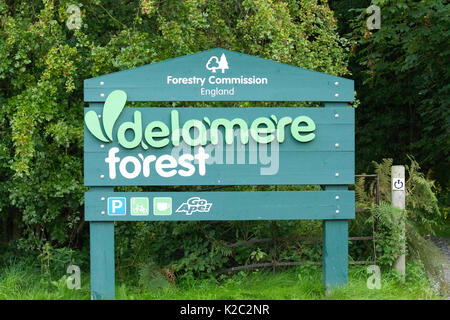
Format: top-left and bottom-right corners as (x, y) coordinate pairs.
(391, 165), (406, 279)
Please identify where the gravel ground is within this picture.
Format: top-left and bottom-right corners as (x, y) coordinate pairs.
(429, 236), (450, 300)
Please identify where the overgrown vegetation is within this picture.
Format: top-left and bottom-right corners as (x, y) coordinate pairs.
(0, 0), (349, 262)
(355, 157), (447, 297)
(331, 0), (449, 212)
(0, 263), (438, 300)
(0, 0), (447, 300)
(110, 156), (445, 295)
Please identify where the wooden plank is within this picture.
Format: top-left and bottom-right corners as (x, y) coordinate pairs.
(84, 191), (355, 221)
(89, 221), (115, 300)
(84, 107), (355, 152)
(219, 261), (372, 274)
(89, 187), (115, 300)
(323, 218), (349, 290)
(84, 151), (354, 186)
(83, 107), (354, 186)
(225, 235), (374, 248)
(84, 48), (354, 102)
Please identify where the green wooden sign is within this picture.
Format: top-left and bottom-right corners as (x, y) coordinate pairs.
(85, 191), (355, 221)
(84, 48), (355, 300)
(84, 106), (354, 186)
(84, 48), (353, 102)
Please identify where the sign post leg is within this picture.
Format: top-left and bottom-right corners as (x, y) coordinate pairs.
(90, 221), (115, 300)
(322, 183), (349, 292)
(322, 219), (348, 292)
(321, 102), (352, 292)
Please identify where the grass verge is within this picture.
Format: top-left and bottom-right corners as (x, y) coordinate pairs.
(0, 262), (440, 300)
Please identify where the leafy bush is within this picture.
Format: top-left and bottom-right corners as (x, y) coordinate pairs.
(0, 0), (350, 275)
(357, 157), (444, 279)
(347, 0), (450, 193)
(138, 259), (174, 292)
(368, 202), (405, 267)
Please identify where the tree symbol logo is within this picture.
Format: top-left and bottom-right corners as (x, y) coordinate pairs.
(206, 53), (229, 73)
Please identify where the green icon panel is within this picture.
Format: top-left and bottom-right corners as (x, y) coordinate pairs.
(153, 197), (172, 215)
(130, 197), (149, 216)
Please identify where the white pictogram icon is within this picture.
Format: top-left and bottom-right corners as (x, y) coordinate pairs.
(392, 178), (405, 191)
(206, 53), (229, 73)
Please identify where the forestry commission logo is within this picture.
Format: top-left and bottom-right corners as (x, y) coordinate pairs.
(206, 53), (229, 73)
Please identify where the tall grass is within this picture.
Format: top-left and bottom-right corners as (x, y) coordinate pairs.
(0, 263), (439, 300)
(0, 262), (90, 300)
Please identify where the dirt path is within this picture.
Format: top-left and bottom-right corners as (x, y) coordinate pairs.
(429, 236), (450, 300)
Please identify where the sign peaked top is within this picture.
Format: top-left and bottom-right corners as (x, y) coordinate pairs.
(84, 48), (354, 102)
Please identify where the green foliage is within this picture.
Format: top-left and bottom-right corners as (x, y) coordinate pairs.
(368, 202), (405, 267)
(249, 248), (267, 263)
(405, 156), (442, 231)
(0, 261), (90, 299)
(36, 240), (87, 289)
(367, 156), (442, 232)
(0, 0), (350, 274)
(357, 157), (443, 274)
(137, 259), (173, 292)
(347, 0), (450, 193)
(0, 264), (439, 300)
(406, 221), (448, 297)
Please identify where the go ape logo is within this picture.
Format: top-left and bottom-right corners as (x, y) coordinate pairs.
(176, 197), (212, 215)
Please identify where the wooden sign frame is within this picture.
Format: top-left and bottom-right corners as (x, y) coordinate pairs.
(84, 48), (355, 299)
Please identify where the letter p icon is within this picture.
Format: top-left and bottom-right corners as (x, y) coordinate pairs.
(107, 197), (126, 215)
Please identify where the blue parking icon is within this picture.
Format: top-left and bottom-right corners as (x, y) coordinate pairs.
(107, 197), (126, 216)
